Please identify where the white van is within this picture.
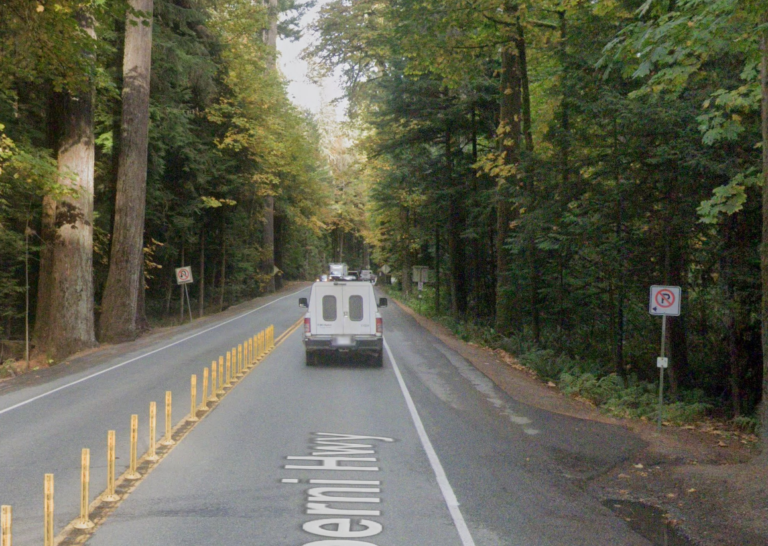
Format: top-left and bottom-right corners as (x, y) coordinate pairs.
(299, 281), (388, 366)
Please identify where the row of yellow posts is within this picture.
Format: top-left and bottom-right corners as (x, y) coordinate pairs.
(0, 325), (274, 546)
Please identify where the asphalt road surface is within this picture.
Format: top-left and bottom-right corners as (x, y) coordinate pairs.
(0, 284), (652, 545)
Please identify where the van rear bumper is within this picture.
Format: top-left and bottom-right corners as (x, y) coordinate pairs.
(304, 335), (383, 354)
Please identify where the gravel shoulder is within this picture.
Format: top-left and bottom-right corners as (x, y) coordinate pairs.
(392, 298), (768, 546)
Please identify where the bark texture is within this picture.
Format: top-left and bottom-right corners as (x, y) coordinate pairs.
(35, 16), (98, 360)
(99, 0), (153, 342)
(759, 29), (768, 460)
(260, 0), (278, 293)
(495, 5), (522, 335)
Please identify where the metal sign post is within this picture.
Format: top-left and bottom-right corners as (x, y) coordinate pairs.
(649, 285), (681, 432)
(175, 267), (194, 323)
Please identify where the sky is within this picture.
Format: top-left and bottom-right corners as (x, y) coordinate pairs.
(277, 3), (345, 117)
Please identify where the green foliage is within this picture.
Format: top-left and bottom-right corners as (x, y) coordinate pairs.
(0, 0), (333, 339)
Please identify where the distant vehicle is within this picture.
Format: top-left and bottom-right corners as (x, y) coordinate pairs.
(359, 269), (373, 282)
(329, 263), (348, 280)
(299, 281), (388, 366)
(320, 274), (328, 282)
(346, 270), (359, 280)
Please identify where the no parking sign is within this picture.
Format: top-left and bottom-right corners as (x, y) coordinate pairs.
(175, 266), (194, 285)
(649, 285), (681, 316)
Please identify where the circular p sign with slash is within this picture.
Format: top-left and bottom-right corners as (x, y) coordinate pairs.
(175, 266), (194, 285)
(649, 285), (681, 316)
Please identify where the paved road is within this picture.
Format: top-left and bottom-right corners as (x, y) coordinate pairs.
(0, 288), (306, 545)
(1, 285), (652, 545)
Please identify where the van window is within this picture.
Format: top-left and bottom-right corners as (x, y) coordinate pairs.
(322, 295), (337, 321)
(349, 295), (364, 321)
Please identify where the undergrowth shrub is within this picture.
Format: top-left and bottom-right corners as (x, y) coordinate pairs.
(387, 288), (716, 425)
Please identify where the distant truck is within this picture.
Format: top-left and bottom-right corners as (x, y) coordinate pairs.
(359, 269), (373, 282)
(329, 263), (348, 280)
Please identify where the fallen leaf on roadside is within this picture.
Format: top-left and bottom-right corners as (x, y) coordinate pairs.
(547, 381), (556, 388)
(633, 463), (644, 469)
(717, 441), (728, 447)
(687, 488), (696, 493)
(618, 473), (630, 479)
(666, 493), (677, 498)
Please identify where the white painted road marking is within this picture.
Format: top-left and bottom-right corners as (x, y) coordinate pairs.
(283, 433), (393, 544)
(384, 339), (478, 546)
(0, 288), (307, 417)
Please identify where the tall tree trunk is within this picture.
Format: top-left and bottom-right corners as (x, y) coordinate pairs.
(402, 207), (412, 296)
(219, 229), (227, 311)
(495, 2), (522, 334)
(446, 125), (467, 318)
(260, 0), (279, 294)
(35, 14), (97, 361)
(435, 222), (441, 315)
(759, 26), (768, 459)
(558, 10), (570, 193)
(199, 226), (205, 318)
(274, 207), (284, 290)
(100, 0), (153, 342)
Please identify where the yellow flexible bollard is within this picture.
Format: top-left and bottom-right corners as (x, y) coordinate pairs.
(74, 449), (94, 529)
(126, 415), (141, 479)
(237, 344), (243, 377)
(147, 402), (159, 462)
(231, 347), (237, 380)
(225, 352), (232, 387)
(200, 368), (209, 411)
(189, 375), (199, 422)
(1, 505), (11, 546)
(160, 391), (174, 446)
(44, 474), (53, 546)
(217, 357), (225, 394)
(104, 431), (119, 501)
(210, 361), (219, 402)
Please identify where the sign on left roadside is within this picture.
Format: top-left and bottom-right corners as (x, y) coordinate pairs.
(175, 266), (194, 285)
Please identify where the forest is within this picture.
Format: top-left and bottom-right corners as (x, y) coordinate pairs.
(306, 0), (768, 430)
(1, 0), (767, 442)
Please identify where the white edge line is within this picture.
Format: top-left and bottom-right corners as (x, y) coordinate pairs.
(384, 338), (477, 546)
(0, 288), (308, 417)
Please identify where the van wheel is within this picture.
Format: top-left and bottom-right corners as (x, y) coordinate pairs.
(306, 352), (317, 366)
(372, 351), (383, 368)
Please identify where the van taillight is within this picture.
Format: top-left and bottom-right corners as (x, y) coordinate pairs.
(376, 317), (383, 334)
(304, 317), (311, 335)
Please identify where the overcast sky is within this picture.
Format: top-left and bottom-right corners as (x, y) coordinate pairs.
(277, 3), (344, 117)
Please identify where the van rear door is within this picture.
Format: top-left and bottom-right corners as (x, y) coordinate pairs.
(341, 283), (372, 336)
(311, 283), (342, 335)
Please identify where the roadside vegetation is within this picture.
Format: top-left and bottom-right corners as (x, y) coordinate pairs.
(305, 0), (768, 443)
(388, 284), (758, 435)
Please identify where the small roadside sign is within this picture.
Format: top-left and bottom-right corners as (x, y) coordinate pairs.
(649, 285), (681, 316)
(175, 266), (194, 285)
(380, 264), (391, 274)
(412, 266), (429, 283)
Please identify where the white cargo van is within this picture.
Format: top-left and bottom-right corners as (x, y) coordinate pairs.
(299, 281), (388, 366)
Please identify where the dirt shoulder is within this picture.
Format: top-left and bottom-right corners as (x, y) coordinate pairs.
(393, 299), (768, 546)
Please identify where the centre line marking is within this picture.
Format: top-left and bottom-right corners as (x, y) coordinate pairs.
(0, 287), (309, 417)
(384, 339), (477, 546)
